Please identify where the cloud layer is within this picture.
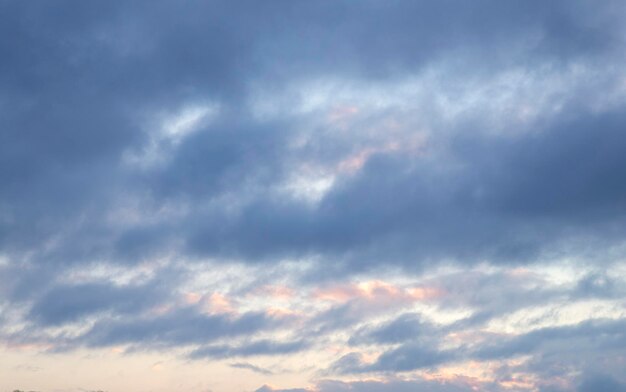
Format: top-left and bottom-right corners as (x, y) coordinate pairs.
(1, 1), (626, 391)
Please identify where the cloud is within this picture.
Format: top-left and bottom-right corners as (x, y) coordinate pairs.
(254, 386), (309, 392)
(27, 281), (164, 326)
(473, 318), (626, 361)
(316, 379), (474, 392)
(189, 339), (308, 360)
(366, 343), (455, 373)
(349, 313), (434, 346)
(578, 375), (626, 392)
(2, 1), (626, 391)
(1, 0), (626, 274)
(77, 308), (285, 349)
(329, 343), (454, 374)
(229, 362), (274, 376)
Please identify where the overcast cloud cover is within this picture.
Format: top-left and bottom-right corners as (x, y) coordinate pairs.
(1, 1), (626, 391)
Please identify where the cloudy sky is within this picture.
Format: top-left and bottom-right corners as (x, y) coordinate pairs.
(2, 1), (626, 391)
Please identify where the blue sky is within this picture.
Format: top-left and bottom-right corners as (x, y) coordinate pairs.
(1, 1), (626, 391)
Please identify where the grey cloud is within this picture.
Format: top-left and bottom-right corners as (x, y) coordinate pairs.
(305, 292), (419, 338)
(332, 317), (626, 376)
(366, 343), (454, 372)
(78, 308), (281, 348)
(178, 106), (626, 274)
(28, 281), (164, 326)
(189, 339), (307, 360)
(330, 343), (454, 374)
(308, 303), (369, 335)
(2, 1), (626, 386)
(326, 352), (366, 375)
(437, 318), (626, 389)
(229, 362), (274, 376)
(473, 318), (626, 361)
(254, 385), (309, 392)
(315, 378), (474, 392)
(436, 270), (565, 329)
(349, 313), (433, 346)
(578, 375), (626, 392)
(573, 272), (624, 299)
(1, 0), (625, 273)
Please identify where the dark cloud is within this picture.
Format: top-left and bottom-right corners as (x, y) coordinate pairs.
(170, 106), (626, 276)
(1, 0), (625, 272)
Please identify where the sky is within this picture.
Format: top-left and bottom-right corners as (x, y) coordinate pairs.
(1, 1), (626, 391)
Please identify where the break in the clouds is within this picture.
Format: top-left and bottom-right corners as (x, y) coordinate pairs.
(1, 1), (626, 391)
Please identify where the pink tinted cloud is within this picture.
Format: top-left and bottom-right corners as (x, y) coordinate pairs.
(250, 285), (296, 300)
(204, 292), (235, 314)
(327, 105), (360, 128)
(337, 142), (402, 173)
(313, 280), (443, 305)
(336, 133), (428, 174)
(180, 291), (236, 313)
